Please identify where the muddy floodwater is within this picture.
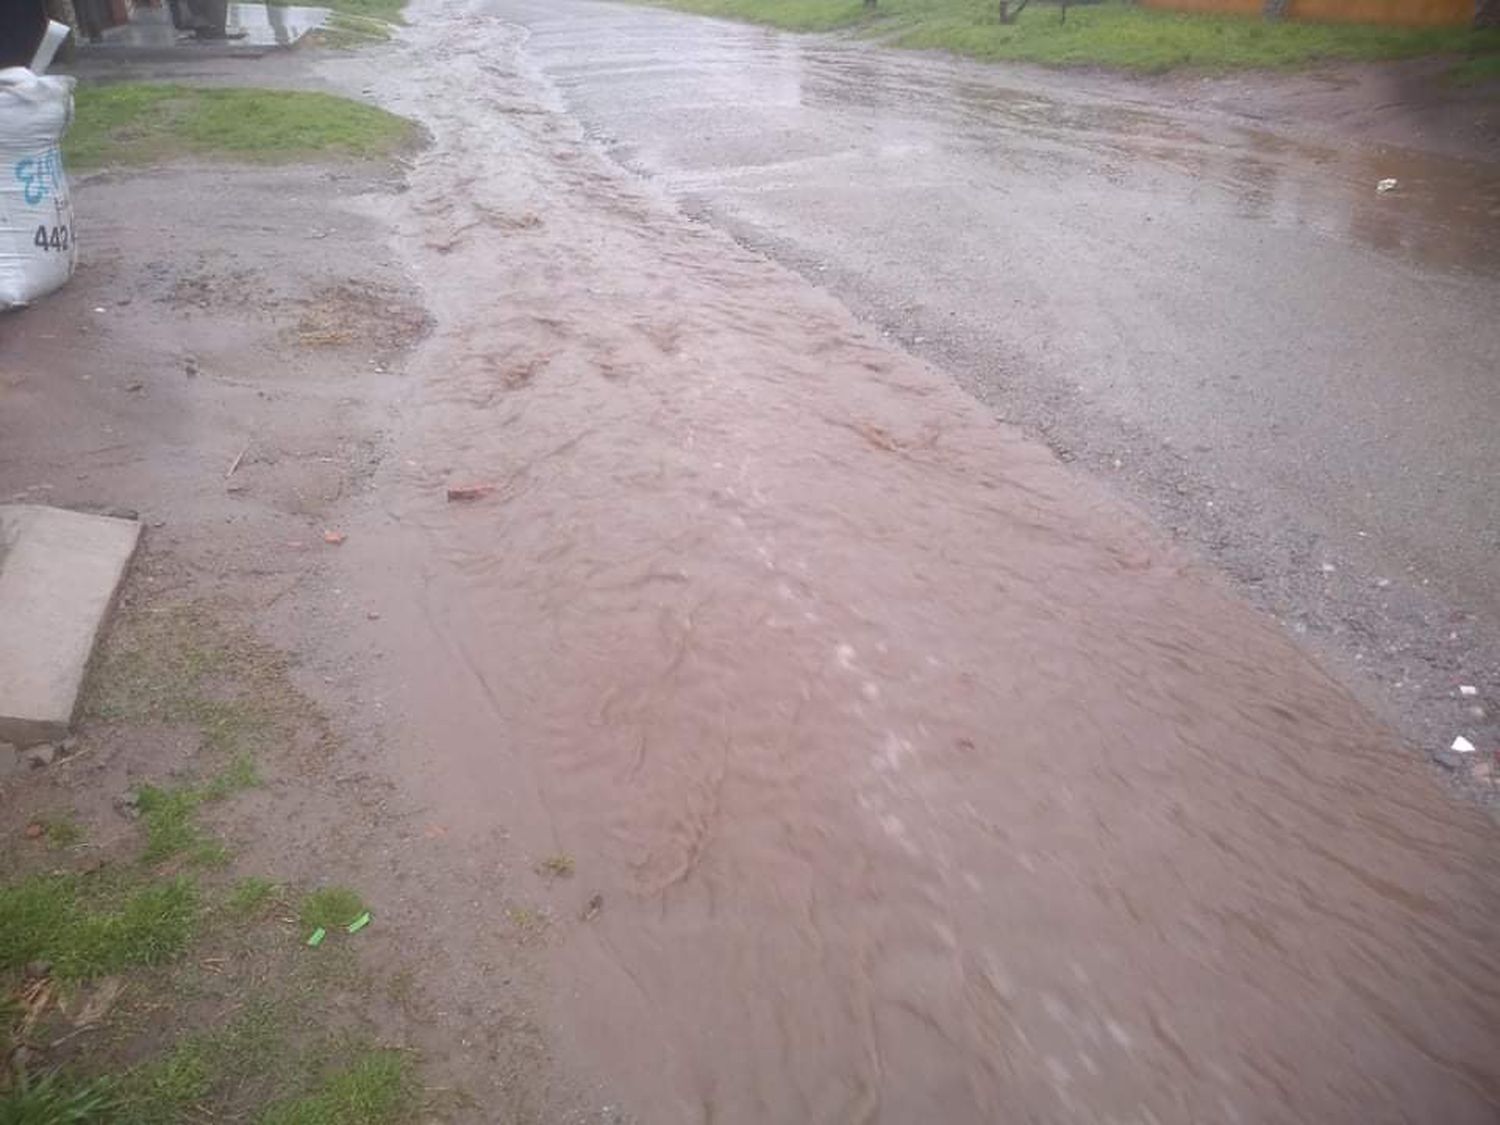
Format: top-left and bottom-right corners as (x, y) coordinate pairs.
(313, 4), (1500, 1121)
(495, 0), (1500, 769)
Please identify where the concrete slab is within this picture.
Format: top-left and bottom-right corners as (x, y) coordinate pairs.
(0, 505), (140, 747)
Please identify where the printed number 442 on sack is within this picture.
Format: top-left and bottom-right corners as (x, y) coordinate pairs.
(32, 224), (70, 252)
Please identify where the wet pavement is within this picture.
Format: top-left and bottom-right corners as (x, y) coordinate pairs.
(315, 4), (1500, 1121)
(488, 0), (1500, 759)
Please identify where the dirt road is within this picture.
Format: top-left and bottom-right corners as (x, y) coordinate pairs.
(5, 4), (1497, 1121)
(482, 0), (1500, 767)
(311, 5), (1499, 1120)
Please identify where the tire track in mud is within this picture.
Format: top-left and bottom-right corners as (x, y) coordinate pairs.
(325, 6), (1500, 1122)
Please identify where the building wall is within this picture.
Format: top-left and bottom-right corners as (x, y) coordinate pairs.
(1140, 0), (1473, 25)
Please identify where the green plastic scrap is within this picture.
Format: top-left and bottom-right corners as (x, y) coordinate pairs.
(306, 927), (327, 947)
(346, 912), (372, 934)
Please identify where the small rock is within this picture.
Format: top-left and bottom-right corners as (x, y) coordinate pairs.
(184, 356), (199, 377)
(323, 529), (347, 545)
(367, 610), (381, 620)
(24, 959), (52, 979)
(1433, 749), (1466, 771)
(125, 380), (145, 393)
(25, 744), (56, 768)
(581, 893), (604, 922)
(1459, 685), (1478, 697)
(58, 736), (78, 757)
(25, 821), (45, 838)
(113, 791), (141, 819)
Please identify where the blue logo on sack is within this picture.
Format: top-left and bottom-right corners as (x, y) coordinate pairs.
(14, 148), (64, 206)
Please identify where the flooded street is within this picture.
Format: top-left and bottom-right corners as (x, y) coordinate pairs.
(493, 0), (1500, 758)
(312, 4), (1500, 1121)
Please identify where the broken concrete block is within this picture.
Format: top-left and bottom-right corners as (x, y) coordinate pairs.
(0, 505), (140, 746)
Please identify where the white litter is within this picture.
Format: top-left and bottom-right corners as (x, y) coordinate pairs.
(1377, 178), (1398, 193)
(0, 66), (77, 310)
(1451, 736), (1476, 754)
(30, 21), (70, 74)
(1459, 685), (1478, 696)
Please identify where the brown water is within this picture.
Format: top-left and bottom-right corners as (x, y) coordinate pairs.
(339, 6), (1500, 1121)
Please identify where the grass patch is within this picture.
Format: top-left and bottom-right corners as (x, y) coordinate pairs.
(87, 603), (294, 758)
(136, 784), (204, 865)
(275, 0), (406, 22)
(258, 1049), (415, 1125)
(1450, 48), (1500, 83)
(632, 0), (1500, 73)
(203, 753), (261, 800)
(114, 998), (289, 1123)
(136, 755), (258, 867)
(228, 876), (281, 918)
(42, 815), (84, 850)
(288, 0), (404, 49)
(0, 598), (422, 1122)
(115, 1038), (214, 1123)
(0, 874), (199, 980)
(309, 12), (396, 48)
(0, 1071), (116, 1123)
(299, 887), (366, 933)
(65, 85), (416, 169)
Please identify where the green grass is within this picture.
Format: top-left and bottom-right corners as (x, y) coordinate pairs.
(228, 876), (281, 918)
(136, 785), (204, 865)
(257, 1050), (415, 1125)
(135, 756), (258, 867)
(632, 0), (1500, 73)
(0, 601), (420, 1123)
(1450, 48), (1500, 82)
(0, 1071), (116, 1123)
(299, 887), (366, 933)
(65, 85), (417, 169)
(116, 1038), (214, 1123)
(0, 874), (199, 980)
(43, 816), (84, 850)
(274, 0), (406, 21)
(281, 0), (405, 49)
(312, 12), (396, 47)
(114, 999), (289, 1123)
(86, 604), (296, 761)
(203, 753), (261, 800)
